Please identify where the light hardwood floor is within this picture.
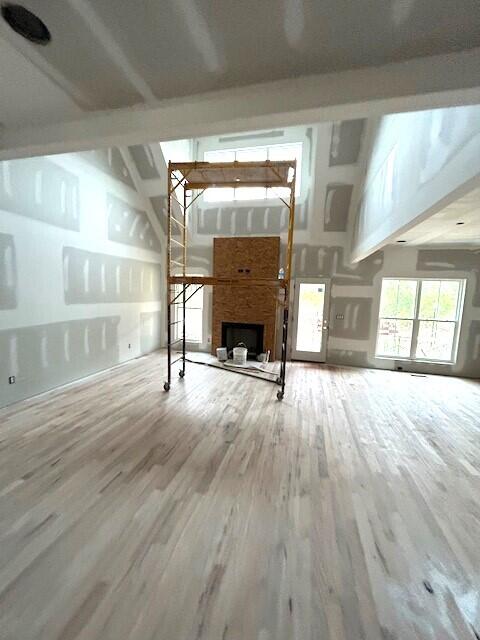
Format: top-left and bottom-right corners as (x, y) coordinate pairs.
(0, 352), (479, 640)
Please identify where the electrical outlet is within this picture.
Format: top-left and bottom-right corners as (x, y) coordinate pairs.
(8, 376), (15, 384)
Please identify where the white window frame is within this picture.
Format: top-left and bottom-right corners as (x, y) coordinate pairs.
(375, 277), (466, 364)
(203, 141), (302, 203)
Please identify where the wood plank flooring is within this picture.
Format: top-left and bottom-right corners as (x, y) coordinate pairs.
(0, 352), (479, 640)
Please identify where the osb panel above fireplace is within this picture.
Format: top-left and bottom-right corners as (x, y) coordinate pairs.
(212, 237), (280, 357)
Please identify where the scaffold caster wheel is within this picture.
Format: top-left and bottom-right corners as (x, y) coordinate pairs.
(163, 382), (170, 391)
(179, 370), (185, 378)
(277, 391), (284, 401)
(276, 376), (282, 385)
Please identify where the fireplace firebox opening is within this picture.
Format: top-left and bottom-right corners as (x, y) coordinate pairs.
(221, 322), (264, 359)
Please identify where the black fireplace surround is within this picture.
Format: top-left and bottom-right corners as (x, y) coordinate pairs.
(221, 322), (264, 359)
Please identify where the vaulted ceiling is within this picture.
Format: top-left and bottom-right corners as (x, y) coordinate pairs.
(1, 0), (480, 133)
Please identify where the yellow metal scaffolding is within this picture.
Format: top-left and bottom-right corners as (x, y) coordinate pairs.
(164, 159), (296, 400)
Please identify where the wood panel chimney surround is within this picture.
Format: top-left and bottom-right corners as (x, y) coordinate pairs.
(212, 237), (280, 358)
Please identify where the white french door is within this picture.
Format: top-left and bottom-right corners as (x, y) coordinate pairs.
(291, 278), (330, 362)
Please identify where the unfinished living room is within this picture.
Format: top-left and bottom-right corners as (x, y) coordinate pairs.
(0, 2), (479, 639)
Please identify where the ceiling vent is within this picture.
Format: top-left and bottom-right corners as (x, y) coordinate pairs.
(1, 3), (51, 45)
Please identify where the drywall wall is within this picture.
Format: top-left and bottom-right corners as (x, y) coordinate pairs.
(172, 121), (371, 354)
(0, 233), (16, 310)
(128, 145), (160, 180)
(352, 104), (480, 260)
(0, 148), (163, 407)
(329, 246), (480, 378)
(142, 116), (479, 378)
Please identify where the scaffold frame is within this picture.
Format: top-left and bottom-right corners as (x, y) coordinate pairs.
(164, 159), (296, 400)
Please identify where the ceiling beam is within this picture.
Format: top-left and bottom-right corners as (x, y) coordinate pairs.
(1, 47), (480, 161)
(169, 0), (223, 74)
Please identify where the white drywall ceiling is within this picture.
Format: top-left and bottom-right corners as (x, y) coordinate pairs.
(2, 48), (480, 163)
(398, 187), (480, 245)
(0, 37), (82, 129)
(1, 0), (480, 159)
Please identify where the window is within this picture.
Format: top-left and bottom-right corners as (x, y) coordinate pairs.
(174, 284), (204, 343)
(376, 278), (465, 363)
(203, 142), (302, 202)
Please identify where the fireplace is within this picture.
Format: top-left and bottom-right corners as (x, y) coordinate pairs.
(222, 322), (264, 359)
(212, 237), (279, 358)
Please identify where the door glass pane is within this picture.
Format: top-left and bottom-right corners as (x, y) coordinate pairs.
(376, 318), (413, 357)
(415, 320), (455, 360)
(295, 283), (325, 352)
(379, 279), (417, 318)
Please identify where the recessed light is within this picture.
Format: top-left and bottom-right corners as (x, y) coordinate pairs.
(456, 221), (465, 225)
(396, 240), (407, 243)
(1, 4), (51, 45)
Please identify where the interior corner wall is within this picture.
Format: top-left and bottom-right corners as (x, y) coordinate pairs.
(177, 120), (479, 379)
(351, 105), (480, 261)
(0, 148), (164, 408)
(186, 121), (369, 355)
(327, 245), (480, 379)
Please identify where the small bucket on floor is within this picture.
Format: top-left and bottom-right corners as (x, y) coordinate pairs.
(232, 343), (248, 365)
(216, 347), (228, 362)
